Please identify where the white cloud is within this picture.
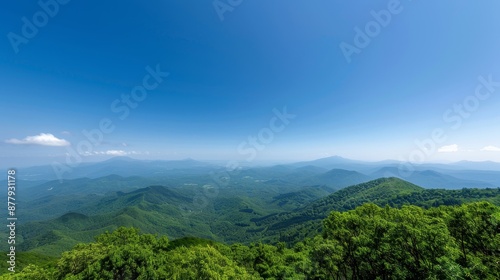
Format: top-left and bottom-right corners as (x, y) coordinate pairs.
(481, 145), (500, 152)
(105, 150), (127, 156)
(81, 150), (142, 156)
(438, 144), (459, 153)
(5, 133), (70, 146)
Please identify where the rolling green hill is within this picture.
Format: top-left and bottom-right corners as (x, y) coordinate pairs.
(5, 201), (499, 279)
(299, 168), (373, 190)
(13, 177), (500, 257)
(253, 178), (500, 243)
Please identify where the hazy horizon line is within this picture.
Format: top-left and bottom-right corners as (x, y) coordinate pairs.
(6, 154), (500, 170)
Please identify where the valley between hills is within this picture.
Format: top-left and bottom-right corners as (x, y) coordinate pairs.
(1, 156), (499, 279)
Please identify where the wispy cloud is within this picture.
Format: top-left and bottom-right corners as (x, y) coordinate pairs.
(81, 150), (142, 156)
(438, 144), (459, 153)
(5, 133), (70, 146)
(481, 145), (500, 152)
(102, 150), (128, 156)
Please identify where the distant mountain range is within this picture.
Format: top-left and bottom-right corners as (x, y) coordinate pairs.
(299, 168), (372, 189)
(14, 156), (500, 189)
(19, 157), (216, 181)
(292, 156), (500, 171)
(370, 167), (496, 189)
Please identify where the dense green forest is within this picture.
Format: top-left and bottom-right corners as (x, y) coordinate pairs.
(2, 201), (499, 279)
(258, 178), (500, 244)
(11, 177), (500, 258)
(2, 177), (499, 279)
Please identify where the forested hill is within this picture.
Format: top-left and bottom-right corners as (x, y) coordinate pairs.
(13, 177), (500, 257)
(2, 201), (499, 279)
(254, 177), (500, 243)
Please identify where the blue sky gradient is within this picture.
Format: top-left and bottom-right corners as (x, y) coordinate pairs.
(1, 0), (500, 167)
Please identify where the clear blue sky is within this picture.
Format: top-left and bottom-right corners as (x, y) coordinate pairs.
(1, 0), (500, 167)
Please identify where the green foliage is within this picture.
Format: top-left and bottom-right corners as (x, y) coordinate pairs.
(0, 264), (56, 280)
(9, 201), (498, 279)
(438, 202), (500, 279)
(256, 178), (500, 244)
(165, 246), (254, 279)
(316, 202), (499, 279)
(6, 177), (500, 279)
(8, 227), (254, 280)
(167, 236), (218, 250)
(0, 252), (57, 277)
(55, 227), (169, 279)
(14, 177), (500, 256)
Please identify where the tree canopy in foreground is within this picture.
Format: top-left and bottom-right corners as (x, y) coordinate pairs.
(2, 202), (499, 279)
